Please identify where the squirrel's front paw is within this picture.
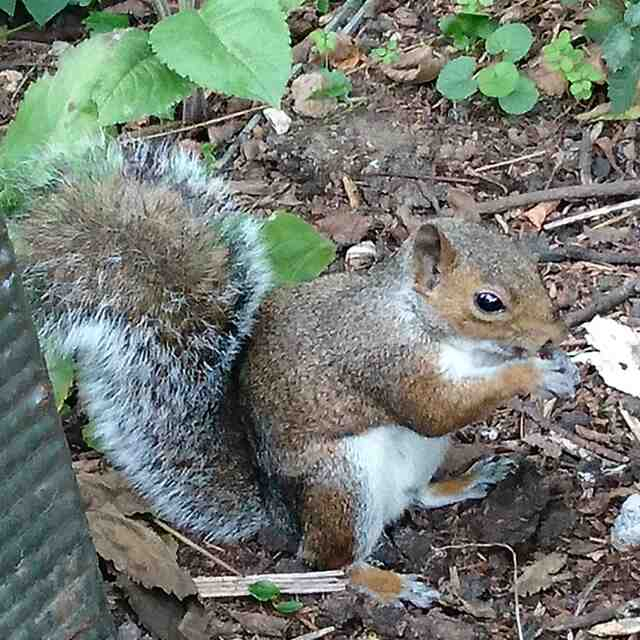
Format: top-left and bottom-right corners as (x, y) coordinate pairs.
(534, 349), (580, 399)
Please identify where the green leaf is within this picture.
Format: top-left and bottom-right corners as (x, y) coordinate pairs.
(262, 212), (336, 285)
(249, 581), (281, 602)
(485, 23), (533, 62)
(274, 600), (303, 615)
(436, 56), (478, 101)
(84, 11), (130, 34)
(624, 3), (640, 26)
(316, 0), (329, 13)
(44, 347), (75, 411)
(602, 22), (634, 70)
(280, 0), (307, 12)
(22, 0), (69, 24)
(81, 422), (105, 452)
(93, 29), (193, 125)
(314, 68), (351, 99)
(150, 0), (292, 107)
(0, 0), (16, 16)
(498, 74), (538, 114)
(608, 64), (640, 111)
(0, 35), (112, 171)
(477, 61), (518, 97)
(585, 0), (625, 43)
(439, 13), (497, 49)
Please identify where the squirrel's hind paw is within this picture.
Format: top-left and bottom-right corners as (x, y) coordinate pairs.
(348, 563), (440, 608)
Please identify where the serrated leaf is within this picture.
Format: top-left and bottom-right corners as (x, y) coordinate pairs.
(274, 600), (303, 615)
(262, 212), (336, 285)
(585, 0), (625, 43)
(0, 0), (16, 16)
(608, 64), (640, 111)
(44, 347), (75, 411)
(436, 56), (478, 101)
(602, 23), (634, 70)
(477, 61), (518, 97)
(498, 74), (538, 114)
(249, 580), (281, 602)
(485, 23), (533, 62)
(150, 0), (292, 107)
(84, 11), (130, 34)
(93, 29), (193, 125)
(0, 36), (112, 171)
(23, 0), (69, 24)
(625, 3), (640, 26)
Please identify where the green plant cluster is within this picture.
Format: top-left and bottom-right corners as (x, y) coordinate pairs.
(248, 580), (303, 615)
(437, 23), (539, 114)
(543, 31), (604, 100)
(585, 0), (640, 112)
(309, 28), (352, 100)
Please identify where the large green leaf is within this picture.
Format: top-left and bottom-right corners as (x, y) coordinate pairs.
(23, 0), (70, 24)
(609, 64), (640, 111)
(498, 75), (538, 114)
(602, 22), (634, 70)
(43, 346), (75, 411)
(585, 0), (624, 43)
(436, 56), (479, 101)
(150, 0), (292, 107)
(262, 212), (336, 285)
(485, 23), (533, 62)
(0, 0), (16, 16)
(0, 36), (111, 171)
(93, 29), (193, 125)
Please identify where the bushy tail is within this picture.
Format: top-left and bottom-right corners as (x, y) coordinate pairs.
(14, 140), (274, 541)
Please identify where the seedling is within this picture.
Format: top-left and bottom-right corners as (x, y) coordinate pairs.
(312, 69), (352, 100)
(371, 39), (400, 65)
(456, 0), (494, 13)
(436, 23), (538, 114)
(543, 31), (604, 101)
(311, 29), (338, 68)
(248, 580), (303, 615)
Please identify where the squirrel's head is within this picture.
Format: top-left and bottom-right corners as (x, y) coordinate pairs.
(410, 218), (566, 353)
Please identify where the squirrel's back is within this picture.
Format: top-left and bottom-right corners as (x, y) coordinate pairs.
(15, 141), (274, 541)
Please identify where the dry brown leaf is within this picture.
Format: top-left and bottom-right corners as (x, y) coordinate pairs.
(87, 505), (197, 599)
(316, 211), (371, 245)
(522, 200), (560, 229)
(517, 552), (567, 596)
(309, 33), (363, 71)
(381, 46), (445, 84)
(77, 470), (151, 516)
(585, 44), (607, 84)
(104, 0), (151, 16)
(529, 59), (568, 97)
(290, 72), (338, 118)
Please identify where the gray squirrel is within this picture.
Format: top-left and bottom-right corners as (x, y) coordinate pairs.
(14, 140), (579, 605)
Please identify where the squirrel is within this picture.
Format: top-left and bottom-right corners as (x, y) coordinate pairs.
(14, 140), (580, 606)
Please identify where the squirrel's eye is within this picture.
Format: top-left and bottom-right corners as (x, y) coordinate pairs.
(475, 291), (506, 314)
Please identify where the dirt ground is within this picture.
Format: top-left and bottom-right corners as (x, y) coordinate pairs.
(2, 1), (640, 639)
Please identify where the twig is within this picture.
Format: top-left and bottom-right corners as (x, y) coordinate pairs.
(473, 150), (547, 173)
(565, 276), (640, 328)
(537, 246), (640, 266)
(361, 171), (479, 185)
(544, 196), (640, 231)
(194, 570), (347, 598)
(152, 518), (241, 576)
(133, 106), (265, 141)
(343, 0), (376, 34)
(579, 128), (593, 185)
(432, 542), (523, 640)
(325, 0), (364, 31)
(546, 598), (640, 633)
(620, 406), (640, 444)
(473, 180), (640, 217)
(291, 626), (336, 640)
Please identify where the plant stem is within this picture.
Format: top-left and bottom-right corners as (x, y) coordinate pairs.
(178, 0), (195, 10)
(150, 0), (171, 19)
(5, 21), (34, 36)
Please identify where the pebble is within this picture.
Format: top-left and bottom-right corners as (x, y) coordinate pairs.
(611, 494), (640, 551)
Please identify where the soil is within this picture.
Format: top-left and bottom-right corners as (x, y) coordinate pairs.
(2, 1), (640, 639)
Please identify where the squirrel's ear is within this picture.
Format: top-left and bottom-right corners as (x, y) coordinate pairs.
(413, 223), (457, 291)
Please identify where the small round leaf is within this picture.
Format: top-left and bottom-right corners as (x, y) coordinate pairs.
(249, 580), (281, 602)
(485, 23), (533, 62)
(498, 75), (539, 114)
(274, 600), (303, 615)
(436, 56), (478, 101)
(477, 61), (518, 97)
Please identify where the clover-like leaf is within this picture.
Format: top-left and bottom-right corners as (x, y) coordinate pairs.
(485, 23), (533, 62)
(498, 74), (538, 114)
(436, 56), (479, 101)
(249, 580), (281, 602)
(477, 61), (518, 97)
